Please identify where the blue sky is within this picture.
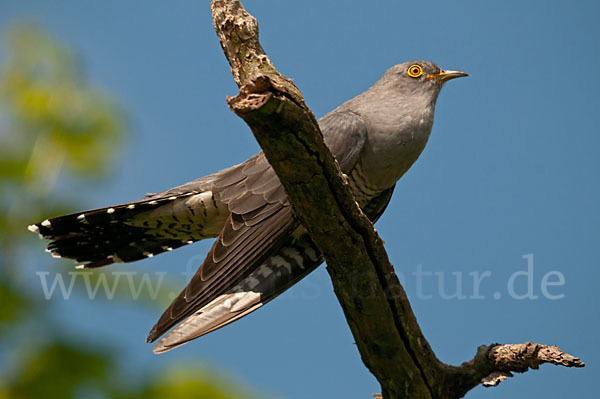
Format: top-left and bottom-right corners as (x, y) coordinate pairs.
(2, 0), (599, 398)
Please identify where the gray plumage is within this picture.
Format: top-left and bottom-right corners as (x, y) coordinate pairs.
(28, 61), (466, 353)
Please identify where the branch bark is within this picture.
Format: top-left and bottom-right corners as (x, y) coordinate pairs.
(210, 1), (584, 398)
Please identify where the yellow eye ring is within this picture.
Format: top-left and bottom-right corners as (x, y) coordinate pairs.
(407, 64), (423, 78)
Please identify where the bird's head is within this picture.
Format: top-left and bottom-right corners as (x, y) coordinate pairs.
(380, 60), (468, 100)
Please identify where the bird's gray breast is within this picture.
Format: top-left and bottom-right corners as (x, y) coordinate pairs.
(353, 99), (435, 194)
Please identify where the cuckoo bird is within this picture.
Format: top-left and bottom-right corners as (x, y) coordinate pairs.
(29, 61), (467, 353)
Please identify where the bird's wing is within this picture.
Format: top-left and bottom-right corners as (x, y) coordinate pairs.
(146, 152), (297, 342)
(362, 184), (395, 223)
(319, 110), (367, 172)
(147, 111), (369, 345)
(152, 233), (322, 353)
(152, 188), (393, 353)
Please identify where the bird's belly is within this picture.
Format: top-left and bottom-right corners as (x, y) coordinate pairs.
(355, 128), (431, 195)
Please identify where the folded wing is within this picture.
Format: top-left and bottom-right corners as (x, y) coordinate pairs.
(147, 111), (372, 349)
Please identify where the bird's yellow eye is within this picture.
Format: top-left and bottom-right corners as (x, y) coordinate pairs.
(407, 64), (423, 78)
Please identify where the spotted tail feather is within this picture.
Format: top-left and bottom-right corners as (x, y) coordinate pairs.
(28, 191), (229, 268)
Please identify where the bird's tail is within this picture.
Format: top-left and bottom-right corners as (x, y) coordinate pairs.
(28, 190), (229, 268)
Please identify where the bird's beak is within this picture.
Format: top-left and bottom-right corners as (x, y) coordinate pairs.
(426, 70), (468, 82)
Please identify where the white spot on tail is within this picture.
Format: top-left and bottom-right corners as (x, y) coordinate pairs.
(255, 264), (274, 278)
(149, 200), (158, 205)
(107, 208), (115, 214)
(168, 196), (177, 200)
(143, 252), (154, 258)
(281, 247), (304, 268)
(161, 246), (173, 251)
(28, 224), (40, 234)
(246, 277), (260, 289)
(41, 219), (51, 227)
(305, 247), (319, 262)
(271, 255), (292, 273)
(75, 264), (86, 270)
(127, 204), (136, 209)
(77, 214), (86, 221)
(186, 240), (194, 244)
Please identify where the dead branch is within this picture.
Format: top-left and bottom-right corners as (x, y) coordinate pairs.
(209, 1), (584, 397)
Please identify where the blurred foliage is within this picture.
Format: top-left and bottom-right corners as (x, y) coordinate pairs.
(0, 24), (122, 179)
(0, 342), (247, 399)
(0, 25), (252, 399)
(0, 24), (125, 268)
(1, 342), (113, 399)
(133, 366), (248, 399)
